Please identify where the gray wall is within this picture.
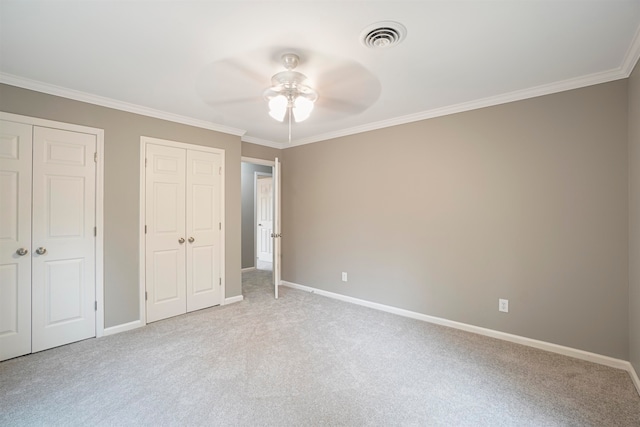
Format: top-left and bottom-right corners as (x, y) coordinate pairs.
(630, 61), (640, 373)
(282, 80), (629, 359)
(242, 141), (282, 161)
(241, 163), (272, 269)
(0, 84), (242, 328)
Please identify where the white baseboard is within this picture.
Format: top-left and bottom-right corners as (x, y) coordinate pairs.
(280, 281), (633, 375)
(103, 320), (143, 336)
(629, 363), (640, 397)
(225, 295), (244, 305)
(242, 267), (256, 272)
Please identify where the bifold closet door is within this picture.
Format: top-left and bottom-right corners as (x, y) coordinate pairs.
(31, 127), (97, 353)
(185, 149), (222, 312)
(0, 122), (96, 361)
(145, 144), (187, 323)
(0, 121), (33, 361)
(145, 143), (223, 323)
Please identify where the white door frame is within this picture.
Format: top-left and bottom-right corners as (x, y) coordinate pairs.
(140, 136), (226, 325)
(0, 112), (105, 338)
(254, 172), (273, 265)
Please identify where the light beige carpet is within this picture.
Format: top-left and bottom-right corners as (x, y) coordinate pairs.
(1, 269), (639, 426)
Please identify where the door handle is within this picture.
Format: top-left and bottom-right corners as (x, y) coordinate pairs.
(16, 248), (29, 256)
(35, 247), (47, 255)
(178, 238), (185, 244)
(188, 237), (195, 243)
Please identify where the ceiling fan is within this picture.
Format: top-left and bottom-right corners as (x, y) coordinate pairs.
(263, 53), (319, 142)
(195, 48), (382, 143)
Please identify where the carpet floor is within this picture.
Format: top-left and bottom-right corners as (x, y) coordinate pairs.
(1, 269), (639, 426)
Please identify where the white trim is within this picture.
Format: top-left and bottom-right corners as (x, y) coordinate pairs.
(95, 129), (105, 338)
(281, 280), (632, 372)
(0, 112), (105, 338)
(4, 53), (638, 152)
(138, 141), (147, 325)
(103, 320), (143, 337)
(629, 364), (640, 397)
(0, 73), (246, 137)
(139, 136), (226, 320)
(241, 267), (256, 272)
(286, 68), (629, 148)
(225, 295), (244, 305)
(621, 23), (640, 78)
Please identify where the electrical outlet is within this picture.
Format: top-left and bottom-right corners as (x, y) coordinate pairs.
(499, 298), (509, 313)
(342, 272), (348, 282)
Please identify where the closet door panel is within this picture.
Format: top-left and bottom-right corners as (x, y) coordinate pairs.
(146, 144), (186, 322)
(0, 120), (32, 361)
(186, 149), (222, 312)
(31, 127), (96, 353)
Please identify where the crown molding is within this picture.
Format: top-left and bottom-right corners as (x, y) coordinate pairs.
(286, 66), (629, 148)
(622, 23), (640, 77)
(3, 27), (639, 152)
(0, 73), (246, 137)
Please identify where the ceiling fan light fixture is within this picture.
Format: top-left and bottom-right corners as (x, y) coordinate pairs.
(264, 53), (319, 141)
(268, 95), (288, 122)
(293, 96), (314, 122)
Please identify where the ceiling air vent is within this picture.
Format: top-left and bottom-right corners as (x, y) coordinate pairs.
(360, 21), (407, 49)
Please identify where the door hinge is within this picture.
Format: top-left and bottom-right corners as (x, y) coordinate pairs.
(145, 225), (147, 234)
(219, 278), (222, 286)
(219, 166), (222, 175)
(94, 152), (97, 163)
(145, 158), (148, 167)
(219, 222), (221, 230)
(94, 301), (97, 311)
(94, 226), (97, 237)
(145, 291), (148, 301)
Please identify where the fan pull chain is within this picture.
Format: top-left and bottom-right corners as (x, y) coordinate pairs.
(288, 107), (292, 143)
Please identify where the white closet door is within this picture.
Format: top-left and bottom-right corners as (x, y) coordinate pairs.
(146, 144), (187, 322)
(0, 121), (33, 361)
(31, 127), (96, 353)
(186, 149), (222, 312)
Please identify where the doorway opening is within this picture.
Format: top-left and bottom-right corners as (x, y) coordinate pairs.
(241, 157), (281, 298)
(241, 161), (272, 271)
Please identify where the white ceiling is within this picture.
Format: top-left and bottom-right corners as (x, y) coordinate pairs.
(1, 1), (640, 148)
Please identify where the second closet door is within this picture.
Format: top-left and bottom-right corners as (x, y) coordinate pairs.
(145, 143), (222, 323)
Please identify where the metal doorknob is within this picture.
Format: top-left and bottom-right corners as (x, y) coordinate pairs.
(188, 237), (195, 243)
(35, 247), (47, 255)
(16, 248), (28, 256)
(178, 238), (185, 244)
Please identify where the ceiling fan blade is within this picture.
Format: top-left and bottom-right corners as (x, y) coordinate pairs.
(315, 97), (370, 114)
(315, 61), (381, 115)
(203, 96), (262, 108)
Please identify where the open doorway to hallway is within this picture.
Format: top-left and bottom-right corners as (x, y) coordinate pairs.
(241, 161), (273, 272)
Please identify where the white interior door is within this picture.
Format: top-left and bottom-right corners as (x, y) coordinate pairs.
(256, 176), (273, 263)
(145, 144), (187, 323)
(31, 126), (96, 353)
(273, 158), (281, 299)
(0, 121), (33, 361)
(186, 149), (222, 312)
